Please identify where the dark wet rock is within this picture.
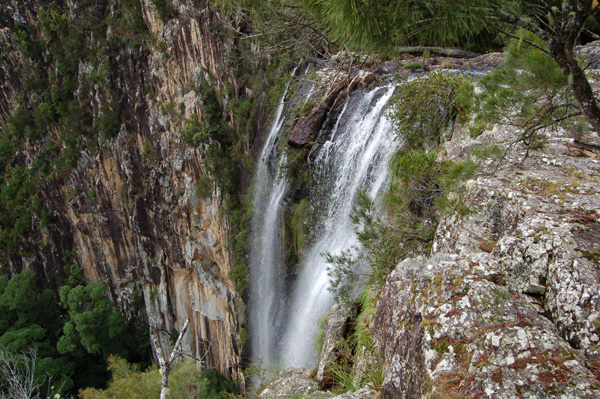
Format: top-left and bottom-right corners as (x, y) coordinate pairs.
(288, 73), (378, 148)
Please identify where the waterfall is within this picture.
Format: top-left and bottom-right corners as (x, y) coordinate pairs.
(279, 84), (397, 367)
(248, 81), (292, 366)
(249, 77), (398, 369)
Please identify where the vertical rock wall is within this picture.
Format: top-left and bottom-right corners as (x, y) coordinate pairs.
(0, 0), (248, 374)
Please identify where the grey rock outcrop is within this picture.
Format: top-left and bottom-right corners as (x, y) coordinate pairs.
(366, 124), (600, 397)
(317, 303), (356, 387)
(258, 367), (322, 399)
(315, 119), (600, 398)
(257, 366), (378, 399)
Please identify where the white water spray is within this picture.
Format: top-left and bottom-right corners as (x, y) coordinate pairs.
(248, 81), (293, 366)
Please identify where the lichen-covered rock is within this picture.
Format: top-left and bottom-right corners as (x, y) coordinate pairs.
(258, 367), (321, 398)
(359, 123), (600, 398)
(434, 124), (600, 363)
(317, 303), (356, 387)
(372, 253), (599, 398)
(330, 388), (379, 399)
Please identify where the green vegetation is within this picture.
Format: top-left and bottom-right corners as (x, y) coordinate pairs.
(473, 31), (588, 149)
(151, 0), (177, 20)
(404, 61), (425, 70)
(321, 288), (384, 393)
(0, 265), (150, 397)
(298, 0), (503, 52)
(327, 72), (475, 303)
(0, 0), (151, 260)
(80, 357), (237, 399)
(283, 198), (311, 269)
(297, 0), (600, 134)
(389, 71), (474, 149)
(314, 315), (328, 355)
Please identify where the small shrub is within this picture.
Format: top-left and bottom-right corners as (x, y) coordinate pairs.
(181, 115), (209, 147)
(388, 71), (474, 150)
(404, 61), (424, 70)
(473, 30), (587, 150)
(80, 358), (237, 399)
(151, 0), (177, 20)
(142, 142), (157, 164)
(195, 176), (213, 199)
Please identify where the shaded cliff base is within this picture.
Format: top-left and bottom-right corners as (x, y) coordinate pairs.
(252, 111), (600, 398)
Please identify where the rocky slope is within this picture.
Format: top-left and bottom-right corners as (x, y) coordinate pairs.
(0, 0), (251, 374)
(322, 126), (600, 398)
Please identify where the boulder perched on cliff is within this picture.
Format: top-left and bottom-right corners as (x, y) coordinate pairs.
(288, 73), (377, 148)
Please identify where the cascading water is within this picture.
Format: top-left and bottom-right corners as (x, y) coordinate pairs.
(249, 77), (398, 369)
(279, 84), (397, 367)
(248, 83), (292, 366)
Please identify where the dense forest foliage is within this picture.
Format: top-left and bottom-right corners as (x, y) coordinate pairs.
(0, 265), (149, 397)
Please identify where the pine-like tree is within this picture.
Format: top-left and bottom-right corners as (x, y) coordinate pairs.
(299, 0), (600, 135)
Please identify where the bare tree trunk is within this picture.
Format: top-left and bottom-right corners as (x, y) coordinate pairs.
(151, 319), (190, 399)
(549, 41), (600, 135)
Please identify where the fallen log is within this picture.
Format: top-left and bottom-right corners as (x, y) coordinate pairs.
(396, 46), (482, 59)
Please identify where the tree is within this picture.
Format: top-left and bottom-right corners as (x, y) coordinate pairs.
(58, 281), (131, 360)
(0, 347), (64, 399)
(502, 1), (600, 134)
(150, 319), (190, 399)
(300, 0), (600, 135)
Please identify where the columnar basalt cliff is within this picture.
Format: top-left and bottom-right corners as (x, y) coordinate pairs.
(0, 0), (250, 374)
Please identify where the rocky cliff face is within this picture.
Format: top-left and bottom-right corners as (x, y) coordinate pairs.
(0, 0), (249, 374)
(317, 122), (600, 397)
(258, 58), (600, 397)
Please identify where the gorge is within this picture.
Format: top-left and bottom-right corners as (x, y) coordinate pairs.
(1, 1), (600, 398)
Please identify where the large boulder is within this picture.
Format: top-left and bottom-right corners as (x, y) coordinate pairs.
(288, 73), (377, 148)
(372, 253), (599, 398)
(258, 367), (322, 398)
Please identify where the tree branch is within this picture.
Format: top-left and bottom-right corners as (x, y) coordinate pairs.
(156, 319), (191, 399)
